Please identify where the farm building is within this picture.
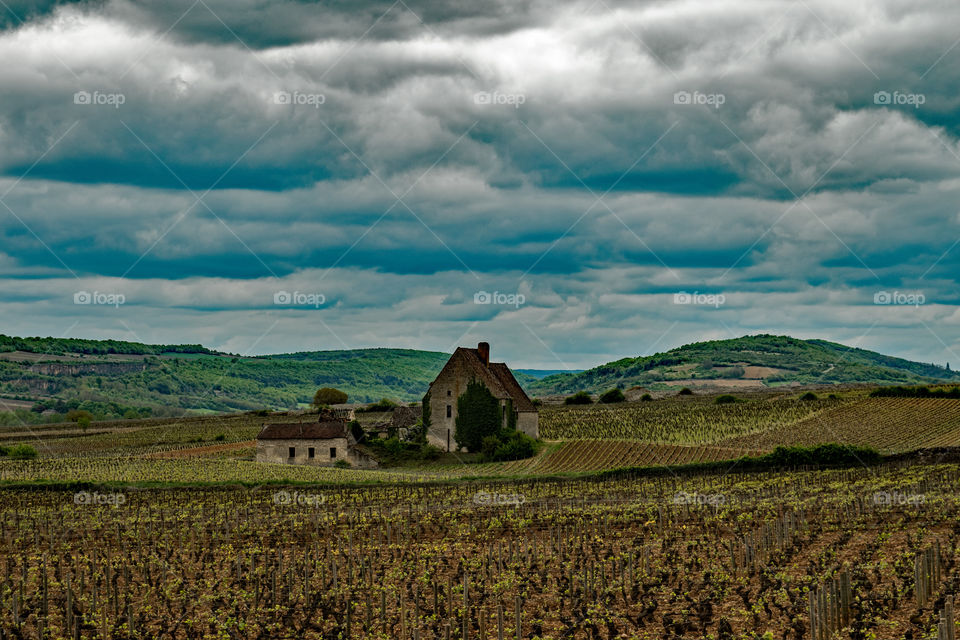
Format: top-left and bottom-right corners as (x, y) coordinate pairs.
(424, 341), (538, 451)
(369, 405), (424, 440)
(256, 413), (378, 468)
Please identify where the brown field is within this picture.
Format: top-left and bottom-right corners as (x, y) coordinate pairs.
(0, 463), (957, 639)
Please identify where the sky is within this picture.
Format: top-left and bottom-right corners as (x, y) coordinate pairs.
(1, 0), (959, 369)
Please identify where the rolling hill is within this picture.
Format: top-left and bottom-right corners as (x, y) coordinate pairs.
(0, 335), (450, 422)
(526, 334), (958, 396)
(1, 333), (955, 424)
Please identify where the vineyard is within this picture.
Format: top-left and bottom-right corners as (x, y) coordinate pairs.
(538, 395), (848, 443)
(1, 463), (959, 638)
(721, 398), (960, 453)
(3, 392), (960, 485)
(483, 441), (765, 474)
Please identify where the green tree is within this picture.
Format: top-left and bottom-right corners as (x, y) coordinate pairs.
(66, 409), (93, 423)
(313, 387), (348, 408)
(454, 380), (501, 452)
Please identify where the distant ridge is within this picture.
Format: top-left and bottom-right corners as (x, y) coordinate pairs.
(525, 334), (959, 396)
(1, 333), (954, 419)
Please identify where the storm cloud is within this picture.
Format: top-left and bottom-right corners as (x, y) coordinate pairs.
(1, 0), (959, 367)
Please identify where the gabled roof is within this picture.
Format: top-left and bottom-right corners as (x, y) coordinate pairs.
(488, 362), (537, 412)
(429, 347), (537, 412)
(257, 421), (347, 440)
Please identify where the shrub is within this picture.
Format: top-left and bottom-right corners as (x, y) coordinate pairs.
(480, 435), (501, 460)
(359, 398), (400, 413)
(313, 387), (348, 407)
(531, 398), (543, 406)
(7, 444), (37, 460)
(640, 393), (653, 402)
(363, 437), (441, 465)
(599, 388), (626, 404)
(480, 429), (538, 462)
(718, 366), (745, 379)
(678, 387), (694, 396)
(763, 443), (880, 467)
(715, 394), (738, 404)
(214, 433), (226, 442)
(564, 391), (593, 405)
(334, 459), (352, 469)
(799, 391), (818, 401)
(66, 409), (93, 423)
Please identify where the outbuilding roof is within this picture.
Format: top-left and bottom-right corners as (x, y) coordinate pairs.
(257, 421), (347, 440)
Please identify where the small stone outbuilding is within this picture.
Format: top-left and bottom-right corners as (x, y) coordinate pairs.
(256, 416), (378, 468)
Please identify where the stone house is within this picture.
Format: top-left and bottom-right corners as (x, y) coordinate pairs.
(424, 342), (538, 451)
(256, 415), (378, 468)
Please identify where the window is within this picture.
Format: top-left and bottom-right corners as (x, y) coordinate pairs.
(308, 447), (315, 459)
(446, 405), (452, 418)
(288, 447), (295, 458)
(330, 447), (337, 458)
(447, 389), (451, 396)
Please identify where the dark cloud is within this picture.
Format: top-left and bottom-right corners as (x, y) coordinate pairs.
(1, 0), (960, 366)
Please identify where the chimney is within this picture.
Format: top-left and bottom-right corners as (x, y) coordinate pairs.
(477, 342), (490, 366)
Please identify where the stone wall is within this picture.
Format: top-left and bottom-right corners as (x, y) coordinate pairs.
(427, 357), (473, 451)
(256, 437), (351, 466)
(517, 411), (539, 440)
